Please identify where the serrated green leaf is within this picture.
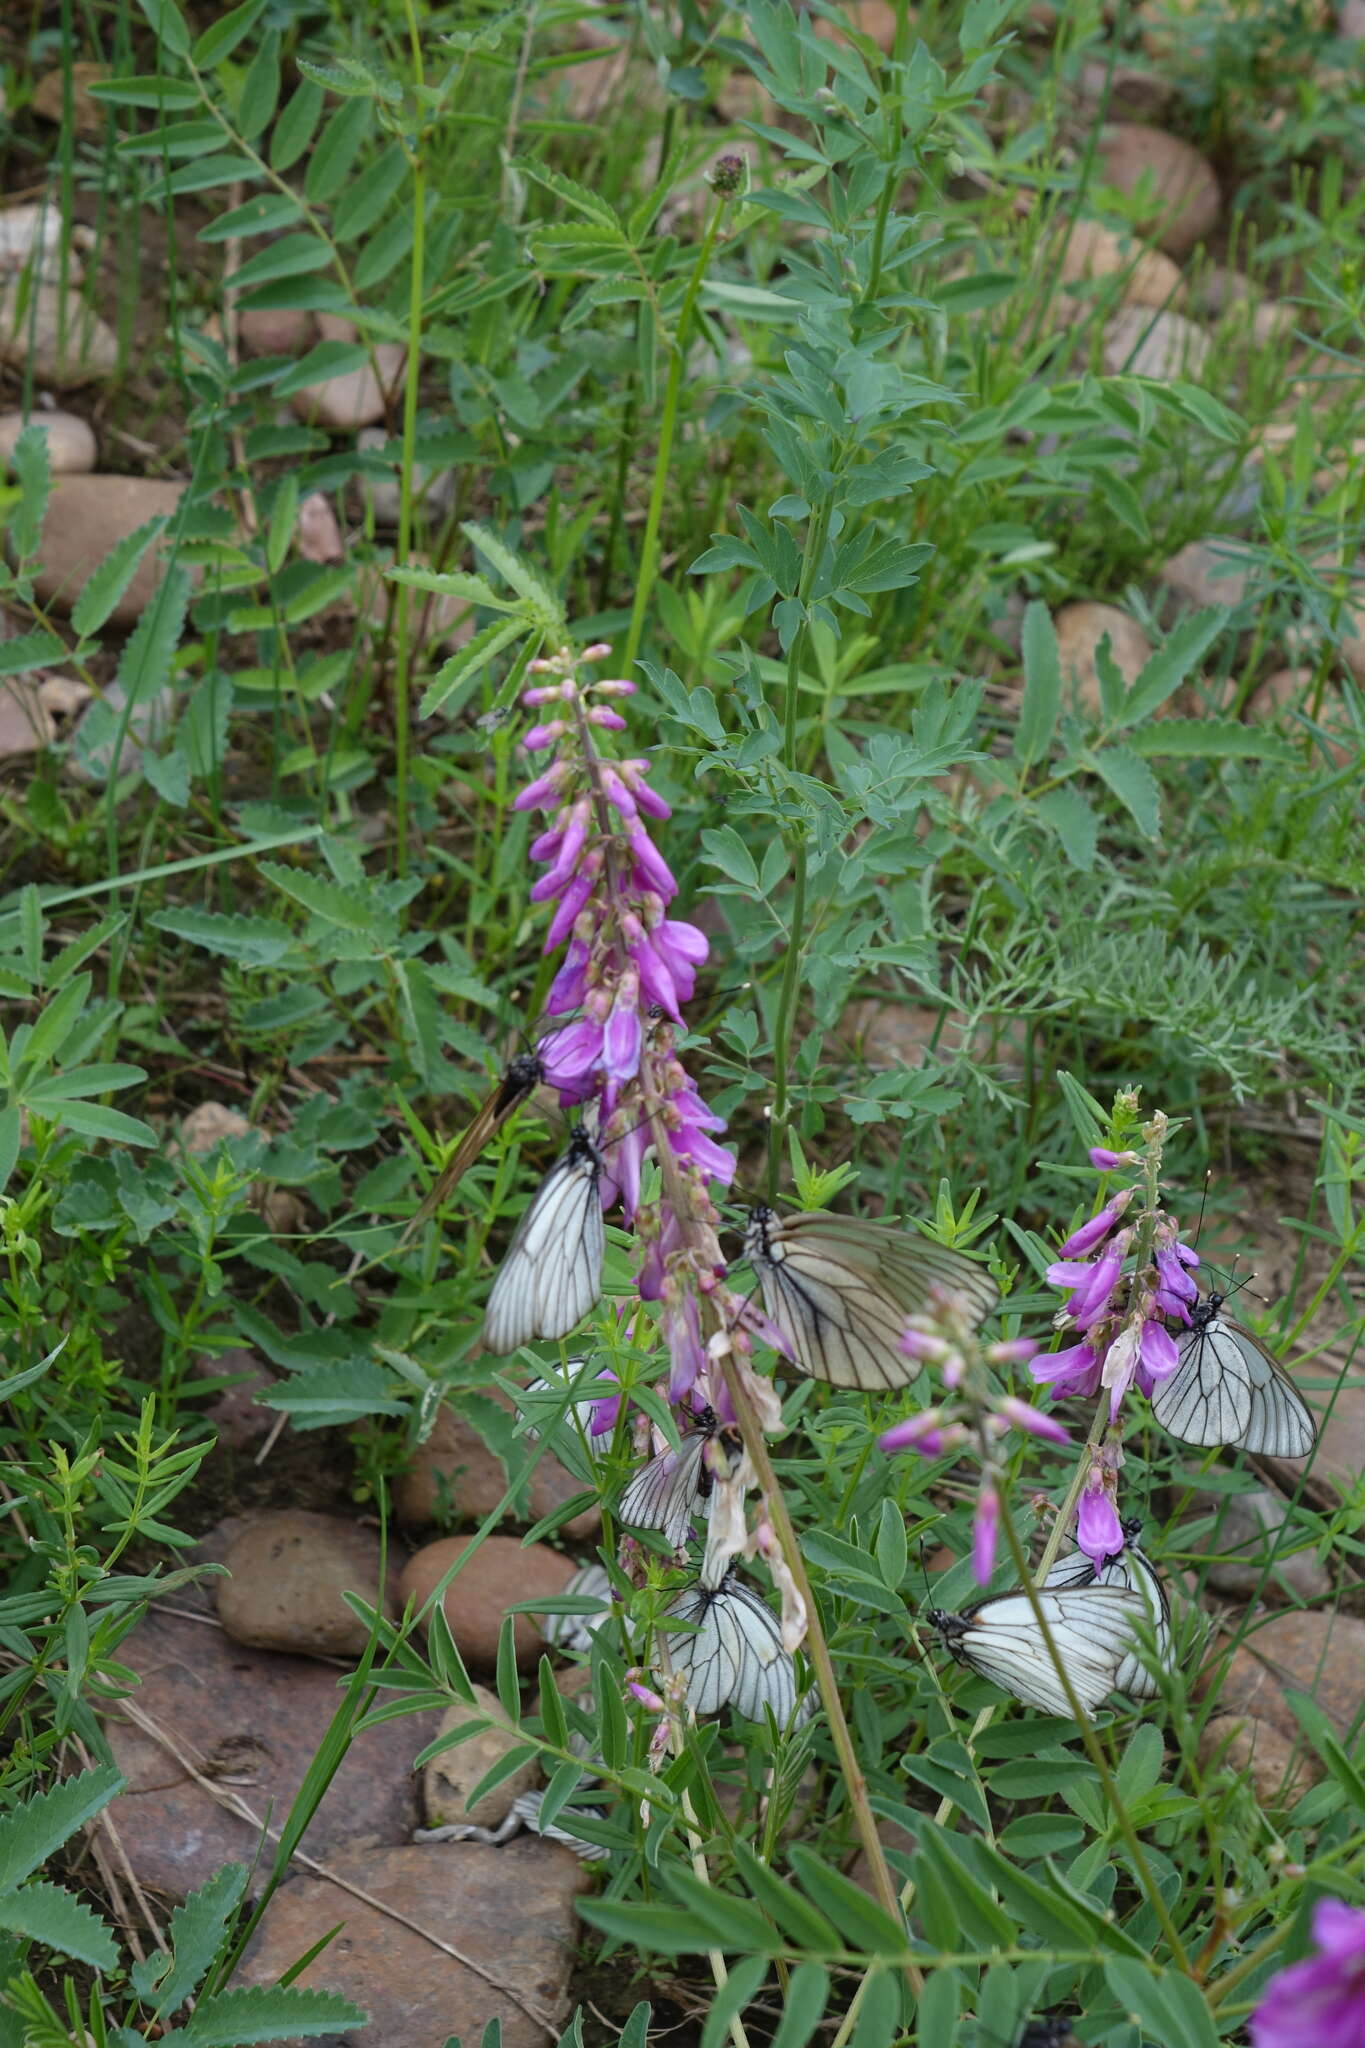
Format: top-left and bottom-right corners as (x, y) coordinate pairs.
(1087, 745), (1161, 837)
(174, 1982), (367, 2044)
(258, 860), (397, 943)
(1033, 785), (1098, 870)
(144, 748), (191, 808)
(116, 561), (190, 715)
(1121, 608), (1226, 724)
(0, 630), (68, 677)
(1016, 599), (1060, 769)
(0, 1879), (118, 1970)
(69, 518), (167, 638)
(150, 907), (296, 966)
(1124, 717), (1293, 760)
(132, 1864), (249, 2018)
(418, 618), (524, 718)
(8, 423), (52, 562)
(0, 1765), (122, 1892)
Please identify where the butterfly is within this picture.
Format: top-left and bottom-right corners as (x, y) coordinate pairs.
(663, 1570), (805, 1724)
(402, 1050), (548, 1246)
(1150, 1291), (1316, 1458)
(619, 1411), (719, 1550)
(540, 1562), (614, 1658)
(482, 1124), (606, 1354)
(1042, 1519), (1171, 1698)
(742, 1205), (999, 1390)
(930, 1582), (1146, 1719)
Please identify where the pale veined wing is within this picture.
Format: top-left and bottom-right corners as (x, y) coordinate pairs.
(1150, 1292), (1316, 1458)
(742, 1205), (999, 1392)
(482, 1125), (605, 1354)
(663, 1572), (806, 1724)
(930, 1583), (1146, 1719)
(619, 1411), (718, 1550)
(1043, 1518), (1171, 1698)
(540, 1562), (614, 1658)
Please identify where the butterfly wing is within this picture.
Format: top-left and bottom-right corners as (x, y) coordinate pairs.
(724, 1581), (800, 1725)
(1044, 1544), (1171, 1698)
(664, 1586), (740, 1716)
(482, 1133), (605, 1354)
(1150, 1312), (1255, 1449)
(620, 1430), (710, 1550)
(1232, 1320), (1317, 1458)
(945, 1585), (1145, 1717)
(406, 1053), (544, 1241)
(665, 1579), (802, 1724)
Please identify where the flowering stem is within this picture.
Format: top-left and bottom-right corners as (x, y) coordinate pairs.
(718, 1354), (921, 1994)
(623, 194), (727, 674)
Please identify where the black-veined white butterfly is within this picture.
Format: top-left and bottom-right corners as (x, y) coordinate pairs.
(663, 1571), (805, 1724)
(743, 1205), (1000, 1391)
(619, 1410), (719, 1550)
(1043, 1519), (1171, 1698)
(1150, 1291), (1316, 1458)
(482, 1125), (605, 1354)
(403, 1051), (547, 1247)
(930, 1582), (1146, 1719)
(540, 1562), (614, 1658)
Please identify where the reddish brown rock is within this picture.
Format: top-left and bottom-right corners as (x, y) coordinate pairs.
(31, 476), (190, 623)
(1207, 1609), (1365, 1741)
(217, 1511), (398, 1659)
(422, 1684), (538, 1829)
(238, 306), (315, 357)
(1098, 123), (1220, 259)
(31, 63), (108, 135)
(1053, 601), (1152, 716)
(1158, 538), (1253, 611)
(289, 314), (404, 431)
(0, 680), (54, 757)
(393, 1397), (599, 1541)
(399, 1536), (577, 1673)
(102, 1611), (439, 1900)
(1198, 1713), (1315, 1807)
(1055, 220), (1186, 310)
(0, 283), (116, 385)
(238, 1839), (589, 2048)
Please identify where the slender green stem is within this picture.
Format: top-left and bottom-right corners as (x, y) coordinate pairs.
(622, 194), (727, 673)
(393, 0), (429, 882)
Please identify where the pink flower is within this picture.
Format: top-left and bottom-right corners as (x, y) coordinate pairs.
(995, 1395), (1071, 1446)
(1076, 1484), (1124, 1567)
(1089, 1146), (1138, 1169)
(628, 1679), (666, 1713)
(972, 1482), (999, 1586)
(1250, 1899), (1365, 2048)
(878, 1409), (947, 1457)
(1030, 1342), (1102, 1400)
(1155, 1247), (1198, 1304)
(1137, 1318), (1179, 1386)
(1058, 1195), (1130, 1258)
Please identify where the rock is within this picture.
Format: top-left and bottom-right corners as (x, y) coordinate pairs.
(0, 409), (96, 474)
(0, 281), (117, 386)
(31, 62), (108, 135)
(217, 1512), (396, 1659)
(1193, 266), (1296, 343)
(192, 1348), (276, 1449)
(31, 475), (190, 623)
(423, 1684), (539, 1829)
(1342, 0), (1365, 34)
(1052, 600), (1152, 715)
(289, 314), (404, 431)
(65, 677), (176, 784)
(393, 1398), (599, 1540)
(1097, 123), (1220, 259)
(37, 673), (91, 722)
(1197, 1713), (1315, 1806)
(1247, 667), (1310, 724)
(1264, 1374), (1365, 1500)
(178, 1101), (254, 1153)
(296, 490), (345, 563)
(238, 305), (314, 356)
(1055, 220), (1186, 310)
(1158, 538), (1253, 611)
(102, 1610), (439, 1899)
(355, 426), (455, 529)
(238, 1839), (588, 2048)
(1211, 1609), (1365, 1739)
(1074, 56), (1171, 123)
(0, 204), (96, 283)
(0, 681), (55, 757)
(1189, 1485), (1332, 1604)
(399, 1535), (577, 1674)
(1103, 306), (1212, 381)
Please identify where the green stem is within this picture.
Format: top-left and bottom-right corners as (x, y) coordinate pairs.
(622, 194), (727, 673)
(394, 0), (429, 882)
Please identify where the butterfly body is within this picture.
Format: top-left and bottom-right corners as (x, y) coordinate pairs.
(619, 1411), (718, 1550)
(664, 1571), (804, 1724)
(482, 1125), (605, 1354)
(1151, 1291), (1315, 1457)
(743, 1206), (999, 1390)
(931, 1583), (1146, 1718)
(406, 1050), (546, 1242)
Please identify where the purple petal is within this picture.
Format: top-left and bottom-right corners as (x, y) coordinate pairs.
(1138, 1319), (1179, 1383)
(1076, 1488), (1124, 1567)
(1058, 1201), (1125, 1258)
(996, 1395), (1071, 1446)
(544, 871), (595, 950)
(629, 829), (677, 899)
(603, 996), (642, 1083)
(971, 1485), (999, 1586)
(878, 1412), (945, 1457)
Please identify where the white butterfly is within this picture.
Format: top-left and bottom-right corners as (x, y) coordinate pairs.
(930, 1583), (1146, 1718)
(743, 1206), (999, 1391)
(618, 1412), (718, 1550)
(482, 1126), (605, 1355)
(663, 1571), (806, 1724)
(1150, 1292), (1315, 1458)
(1043, 1521), (1171, 1699)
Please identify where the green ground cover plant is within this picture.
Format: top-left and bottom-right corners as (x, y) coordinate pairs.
(0, 0), (1361, 2041)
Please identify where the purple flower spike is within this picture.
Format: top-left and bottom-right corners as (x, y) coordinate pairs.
(972, 1483), (999, 1586)
(1076, 1485), (1124, 1567)
(1250, 1899), (1365, 2048)
(1065, 1245), (1124, 1329)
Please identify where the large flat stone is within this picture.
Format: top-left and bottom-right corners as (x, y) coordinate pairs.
(101, 1610), (439, 1901)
